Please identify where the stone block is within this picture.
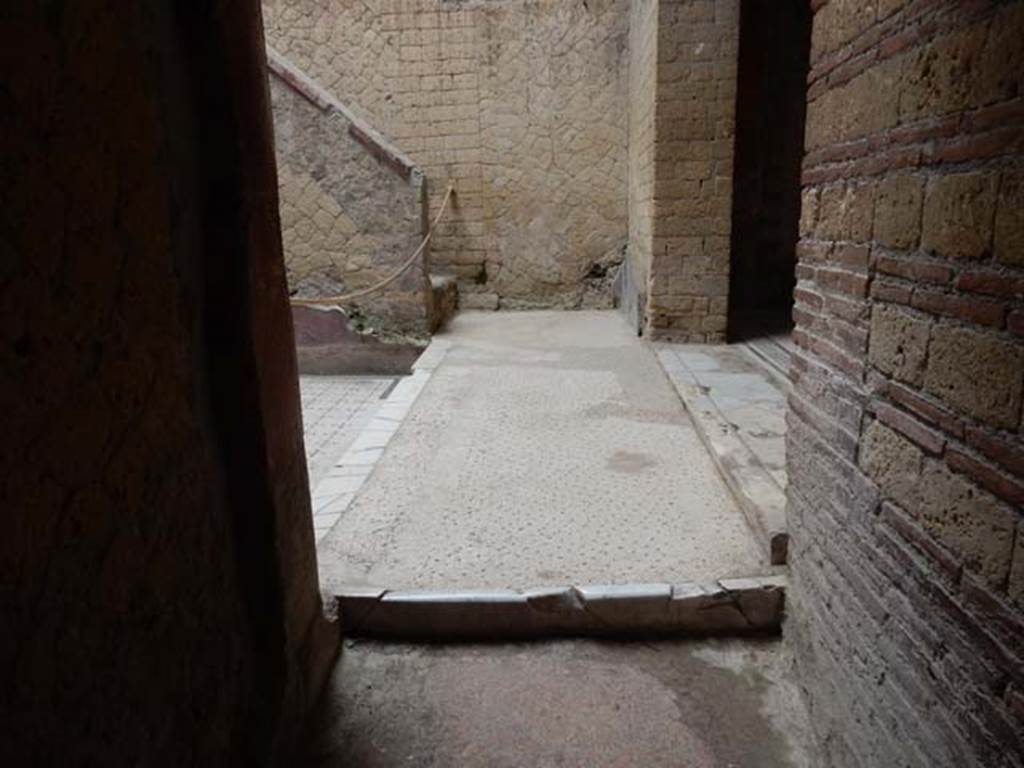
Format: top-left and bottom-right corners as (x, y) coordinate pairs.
(1010, 521), (1024, 608)
(577, 584), (672, 631)
(859, 56), (904, 135)
(719, 576), (787, 627)
(522, 586), (583, 620)
(923, 324), (1024, 429)
(357, 590), (534, 638)
(995, 168), (1024, 267)
(812, 0), (875, 61)
(919, 463), (1017, 588)
(843, 182), (876, 240)
(877, 0), (905, 20)
(979, 4), (1024, 109)
(816, 184), (845, 240)
(667, 584), (749, 633)
(859, 420), (923, 511)
(334, 577), (786, 639)
(800, 187), (819, 237)
(874, 174), (925, 250)
(921, 172), (999, 260)
(460, 292), (500, 310)
(816, 181), (875, 242)
(868, 305), (931, 386)
(899, 23), (989, 121)
(336, 586), (387, 629)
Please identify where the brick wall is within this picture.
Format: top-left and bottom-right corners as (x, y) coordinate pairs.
(789, 1), (1024, 765)
(263, 0), (630, 310)
(269, 51), (431, 335)
(639, 0), (739, 342)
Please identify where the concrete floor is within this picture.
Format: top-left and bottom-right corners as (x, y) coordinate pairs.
(317, 311), (768, 591)
(301, 637), (815, 768)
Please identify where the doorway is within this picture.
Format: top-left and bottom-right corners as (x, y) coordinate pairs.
(727, 0), (812, 346)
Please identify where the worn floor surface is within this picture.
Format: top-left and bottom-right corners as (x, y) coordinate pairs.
(656, 344), (789, 489)
(302, 637), (815, 768)
(317, 311), (768, 591)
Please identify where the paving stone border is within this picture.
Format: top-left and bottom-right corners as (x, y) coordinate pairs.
(654, 344), (790, 565)
(310, 340), (451, 541)
(333, 575), (786, 640)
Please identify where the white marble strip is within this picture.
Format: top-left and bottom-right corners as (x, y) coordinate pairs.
(311, 341), (452, 541)
(334, 575), (788, 639)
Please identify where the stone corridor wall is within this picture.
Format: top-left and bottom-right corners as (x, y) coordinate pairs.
(269, 52), (431, 334)
(263, 0), (630, 310)
(788, 1), (1024, 765)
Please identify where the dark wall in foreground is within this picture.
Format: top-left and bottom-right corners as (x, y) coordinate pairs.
(0, 2), (333, 763)
(789, 0), (1024, 765)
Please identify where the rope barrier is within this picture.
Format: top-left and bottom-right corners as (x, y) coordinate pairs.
(290, 185), (455, 307)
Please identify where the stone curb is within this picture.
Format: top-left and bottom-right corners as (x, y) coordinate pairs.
(334, 575), (786, 640)
(654, 345), (789, 565)
(311, 340), (451, 542)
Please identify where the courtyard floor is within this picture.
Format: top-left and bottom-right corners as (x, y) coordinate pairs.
(296, 310), (809, 767)
(312, 311), (770, 592)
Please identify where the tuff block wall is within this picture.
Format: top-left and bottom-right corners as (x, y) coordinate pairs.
(268, 52), (431, 335)
(788, 1), (1024, 765)
(263, 0), (630, 310)
(1, 3), (334, 762)
(621, 0), (740, 341)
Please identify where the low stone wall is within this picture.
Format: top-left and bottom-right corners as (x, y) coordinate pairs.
(268, 49), (432, 335)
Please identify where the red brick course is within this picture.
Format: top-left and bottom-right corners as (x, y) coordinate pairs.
(791, 1), (1024, 764)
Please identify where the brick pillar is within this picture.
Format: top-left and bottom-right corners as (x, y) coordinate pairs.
(645, 0), (739, 341)
(789, 1), (1024, 765)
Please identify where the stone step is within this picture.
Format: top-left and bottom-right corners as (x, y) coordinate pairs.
(332, 575), (785, 640)
(428, 273), (458, 332)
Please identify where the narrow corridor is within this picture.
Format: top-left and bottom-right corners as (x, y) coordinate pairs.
(298, 311), (810, 767)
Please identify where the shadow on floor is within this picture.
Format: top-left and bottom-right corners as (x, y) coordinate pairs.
(299, 637), (815, 768)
